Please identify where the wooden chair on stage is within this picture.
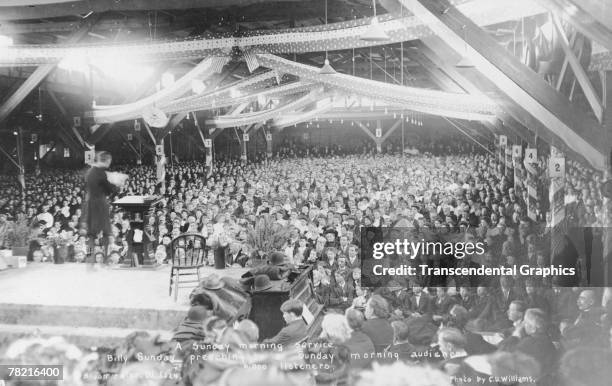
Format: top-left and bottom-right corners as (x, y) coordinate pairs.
(169, 233), (206, 301)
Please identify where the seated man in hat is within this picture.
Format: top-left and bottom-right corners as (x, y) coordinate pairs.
(384, 280), (412, 318)
(263, 299), (308, 347)
(226, 239), (250, 267)
(171, 305), (210, 345)
(250, 274), (273, 293)
(242, 251), (292, 281)
(328, 271), (354, 311)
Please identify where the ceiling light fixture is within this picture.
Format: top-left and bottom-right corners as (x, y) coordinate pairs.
(319, 0), (337, 75)
(361, 0), (390, 42)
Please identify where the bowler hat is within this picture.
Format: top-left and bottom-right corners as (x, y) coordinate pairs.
(268, 252), (286, 266)
(253, 275), (273, 292)
(187, 305), (210, 321)
(201, 274), (224, 290)
(387, 280), (403, 291)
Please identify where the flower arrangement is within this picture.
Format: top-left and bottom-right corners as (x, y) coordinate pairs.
(246, 214), (291, 259)
(47, 231), (72, 248)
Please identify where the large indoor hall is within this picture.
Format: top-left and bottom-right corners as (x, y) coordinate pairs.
(0, 0), (611, 385)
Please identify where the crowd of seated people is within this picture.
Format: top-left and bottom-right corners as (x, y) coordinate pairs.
(0, 136), (611, 385)
(2, 287), (610, 385)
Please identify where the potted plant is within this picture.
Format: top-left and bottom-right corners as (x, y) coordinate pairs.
(6, 214), (35, 268)
(245, 214), (291, 267)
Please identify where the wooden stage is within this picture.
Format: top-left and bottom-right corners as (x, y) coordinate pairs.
(0, 263), (248, 348)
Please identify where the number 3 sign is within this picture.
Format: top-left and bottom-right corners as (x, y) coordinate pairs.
(549, 157), (565, 177)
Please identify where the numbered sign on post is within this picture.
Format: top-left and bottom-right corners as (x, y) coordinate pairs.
(243, 134), (249, 142)
(512, 145), (522, 157)
(204, 139), (212, 148)
(549, 157), (565, 178)
(134, 120), (141, 131)
(499, 135), (507, 147)
(73, 116), (81, 127)
(155, 145), (164, 156)
(266, 133), (272, 142)
(127, 133), (133, 140)
(375, 128), (382, 138)
(525, 148), (537, 164)
(85, 150), (95, 164)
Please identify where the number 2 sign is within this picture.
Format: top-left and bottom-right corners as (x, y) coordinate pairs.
(549, 157), (565, 177)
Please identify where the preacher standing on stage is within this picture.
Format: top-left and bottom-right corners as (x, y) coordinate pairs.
(81, 151), (116, 263)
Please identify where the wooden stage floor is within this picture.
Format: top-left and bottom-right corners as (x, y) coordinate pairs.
(0, 262), (247, 309)
(0, 263), (248, 347)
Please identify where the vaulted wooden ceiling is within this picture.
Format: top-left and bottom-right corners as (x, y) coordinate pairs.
(0, 0), (610, 169)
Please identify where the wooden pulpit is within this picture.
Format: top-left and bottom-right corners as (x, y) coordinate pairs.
(112, 195), (161, 267)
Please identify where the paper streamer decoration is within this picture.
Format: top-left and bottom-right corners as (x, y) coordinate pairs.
(206, 88), (324, 128)
(87, 56), (229, 124)
(256, 54), (499, 120)
(162, 81), (314, 115)
(272, 97), (334, 128)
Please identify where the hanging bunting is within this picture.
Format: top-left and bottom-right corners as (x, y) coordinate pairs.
(206, 88), (324, 128)
(255, 54), (499, 120)
(1, 1), (545, 66)
(86, 56), (230, 124)
(243, 49), (260, 73)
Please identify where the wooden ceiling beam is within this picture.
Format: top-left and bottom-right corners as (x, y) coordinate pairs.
(552, 15), (604, 123)
(0, 0), (307, 21)
(534, 0), (612, 52)
(417, 38), (526, 140)
(398, 0), (605, 169)
(0, 15), (99, 124)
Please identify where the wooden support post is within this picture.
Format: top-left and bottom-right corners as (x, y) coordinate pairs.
(375, 120), (383, 153)
(512, 143), (523, 191)
(604, 168), (612, 286)
(263, 126), (273, 159)
(17, 127), (26, 213)
(548, 146), (568, 280)
(524, 147), (540, 221)
(118, 130), (140, 158)
(380, 120), (402, 144)
(505, 139), (514, 184)
(355, 121), (380, 152)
